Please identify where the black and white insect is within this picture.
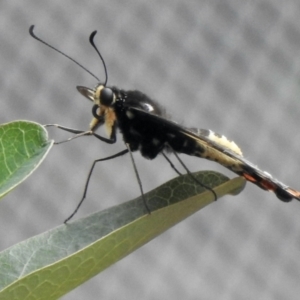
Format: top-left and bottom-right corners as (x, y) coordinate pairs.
(29, 25), (300, 221)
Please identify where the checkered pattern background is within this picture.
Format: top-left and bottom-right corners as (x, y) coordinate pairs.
(1, 1), (300, 299)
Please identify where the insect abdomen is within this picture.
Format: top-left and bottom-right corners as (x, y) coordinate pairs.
(177, 128), (245, 172)
(189, 128), (242, 156)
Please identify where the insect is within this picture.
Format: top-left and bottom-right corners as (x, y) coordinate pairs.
(29, 25), (300, 221)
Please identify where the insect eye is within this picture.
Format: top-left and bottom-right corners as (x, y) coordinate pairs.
(100, 87), (114, 106)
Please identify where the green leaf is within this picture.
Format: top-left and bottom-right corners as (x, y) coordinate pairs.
(0, 121), (53, 199)
(0, 171), (246, 300)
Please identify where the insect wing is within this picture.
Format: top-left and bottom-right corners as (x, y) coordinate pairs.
(223, 152), (300, 202)
(127, 107), (300, 202)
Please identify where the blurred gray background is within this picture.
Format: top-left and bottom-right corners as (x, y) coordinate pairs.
(1, 0), (300, 299)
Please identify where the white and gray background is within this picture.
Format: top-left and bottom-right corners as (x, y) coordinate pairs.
(1, 1), (300, 299)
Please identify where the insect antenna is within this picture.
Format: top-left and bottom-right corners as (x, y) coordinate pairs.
(88, 31), (108, 86)
(29, 25), (100, 81)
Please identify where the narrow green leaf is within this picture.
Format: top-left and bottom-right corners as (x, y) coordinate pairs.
(0, 171), (246, 300)
(0, 121), (53, 199)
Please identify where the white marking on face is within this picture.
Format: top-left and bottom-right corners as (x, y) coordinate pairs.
(94, 85), (104, 105)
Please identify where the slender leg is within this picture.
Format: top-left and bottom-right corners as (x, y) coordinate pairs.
(44, 124), (116, 144)
(125, 143), (151, 214)
(172, 151), (217, 200)
(64, 149), (129, 223)
(44, 124), (87, 134)
(162, 152), (182, 176)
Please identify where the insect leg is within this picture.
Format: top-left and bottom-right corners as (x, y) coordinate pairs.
(44, 124), (116, 144)
(161, 152), (182, 176)
(172, 150), (218, 200)
(64, 148), (129, 223)
(125, 143), (151, 214)
(44, 124), (93, 144)
(45, 124), (87, 134)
